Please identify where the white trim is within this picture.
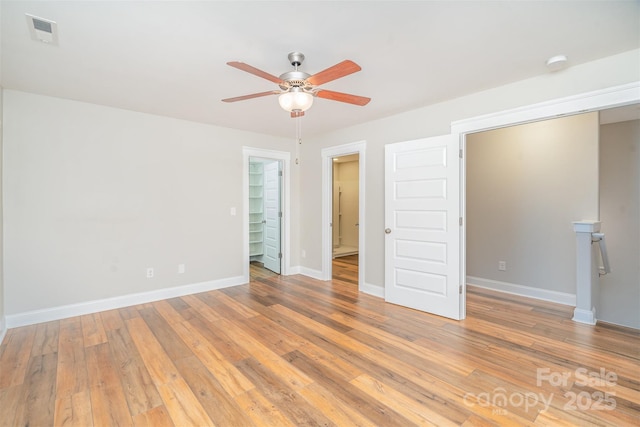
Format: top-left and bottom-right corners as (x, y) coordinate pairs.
(0, 316), (7, 344)
(242, 147), (291, 282)
(298, 267), (324, 281)
(467, 276), (576, 306)
(321, 141), (366, 291)
(6, 275), (245, 328)
(452, 82), (640, 134)
(573, 308), (597, 325)
(360, 283), (384, 299)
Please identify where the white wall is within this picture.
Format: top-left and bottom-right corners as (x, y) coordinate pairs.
(299, 49), (639, 293)
(599, 119), (640, 328)
(466, 113), (599, 295)
(3, 90), (294, 320)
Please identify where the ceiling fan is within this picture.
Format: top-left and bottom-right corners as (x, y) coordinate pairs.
(222, 52), (371, 118)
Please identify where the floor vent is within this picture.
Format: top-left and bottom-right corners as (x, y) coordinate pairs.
(26, 14), (58, 45)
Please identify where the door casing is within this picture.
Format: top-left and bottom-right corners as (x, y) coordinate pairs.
(243, 147), (291, 283)
(321, 141), (367, 290)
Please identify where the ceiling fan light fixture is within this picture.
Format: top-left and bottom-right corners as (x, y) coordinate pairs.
(278, 88), (314, 113)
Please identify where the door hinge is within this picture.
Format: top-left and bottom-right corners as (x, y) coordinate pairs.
(459, 217), (463, 226)
(279, 211), (282, 218)
(278, 252), (282, 259)
(459, 285), (463, 294)
(279, 171), (283, 177)
(459, 149), (463, 159)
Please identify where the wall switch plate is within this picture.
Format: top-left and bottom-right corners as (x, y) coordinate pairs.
(230, 207), (237, 216)
(146, 268), (154, 278)
(178, 263), (185, 274)
(498, 261), (507, 271)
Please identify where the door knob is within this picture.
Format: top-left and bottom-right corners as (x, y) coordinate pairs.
(385, 228), (391, 234)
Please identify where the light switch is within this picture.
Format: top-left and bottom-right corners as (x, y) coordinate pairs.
(230, 207), (236, 216)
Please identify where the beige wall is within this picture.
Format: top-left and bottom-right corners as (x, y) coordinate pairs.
(466, 113), (599, 294)
(299, 49), (639, 292)
(599, 119), (640, 328)
(3, 90), (294, 316)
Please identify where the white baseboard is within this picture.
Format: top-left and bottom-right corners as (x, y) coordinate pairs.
(572, 307), (597, 325)
(0, 316), (7, 345)
(296, 266), (384, 299)
(467, 276), (576, 306)
(287, 265), (301, 275)
(6, 275), (246, 328)
(360, 282), (384, 298)
(298, 266), (324, 280)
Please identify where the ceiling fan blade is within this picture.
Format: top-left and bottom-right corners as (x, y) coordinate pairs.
(315, 90), (371, 106)
(222, 90), (280, 103)
(291, 111), (305, 118)
(227, 61), (284, 84)
(307, 60), (362, 86)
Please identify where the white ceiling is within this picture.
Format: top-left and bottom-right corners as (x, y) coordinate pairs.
(2, 1), (639, 138)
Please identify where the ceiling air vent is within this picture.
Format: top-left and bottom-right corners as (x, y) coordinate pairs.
(25, 14), (58, 45)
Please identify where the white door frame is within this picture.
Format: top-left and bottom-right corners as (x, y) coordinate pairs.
(243, 147), (291, 283)
(321, 141), (366, 289)
(453, 82), (639, 316)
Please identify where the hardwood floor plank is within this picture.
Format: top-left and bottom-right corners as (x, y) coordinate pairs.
(85, 343), (134, 426)
(211, 289), (261, 318)
(283, 349), (414, 427)
(234, 388), (297, 427)
(56, 317), (89, 398)
(173, 356), (254, 426)
(22, 352), (59, 427)
(168, 320), (255, 397)
(216, 316), (314, 391)
(31, 320), (60, 356)
(297, 381), (376, 427)
(54, 390), (93, 427)
(106, 326), (163, 416)
(81, 313), (108, 348)
(132, 405), (175, 427)
(156, 377), (214, 427)
(136, 306), (193, 362)
(126, 317), (179, 385)
(350, 373), (457, 426)
(0, 325), (37, 388)
(100, 308), (126, 331)
(235, 356), (335, 427)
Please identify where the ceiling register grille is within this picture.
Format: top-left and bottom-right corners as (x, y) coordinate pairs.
(26, 13), (58, 45)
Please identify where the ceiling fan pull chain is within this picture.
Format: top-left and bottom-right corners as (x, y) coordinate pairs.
(295, 116), (302, 165)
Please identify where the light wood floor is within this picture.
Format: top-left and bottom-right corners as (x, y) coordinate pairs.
(1, 267), (638, 426)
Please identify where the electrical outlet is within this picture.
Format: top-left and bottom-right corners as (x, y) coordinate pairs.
(498, 261), (507, 271)
(146, 268), (154, 278)
(178, 263), (185, 274)
(301, 249), (306, 258)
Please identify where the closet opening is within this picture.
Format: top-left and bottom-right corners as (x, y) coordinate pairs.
(249, 156), (283, 280)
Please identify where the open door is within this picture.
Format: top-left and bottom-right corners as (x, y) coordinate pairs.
(384, 134), (463, 320)
(263, 160), (281, 273)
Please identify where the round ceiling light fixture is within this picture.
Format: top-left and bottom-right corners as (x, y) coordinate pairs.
(278, 87), (314, 113)
(546, 54), (568, 72)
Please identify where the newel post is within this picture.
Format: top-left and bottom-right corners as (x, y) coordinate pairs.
(572, 220), (601, 325)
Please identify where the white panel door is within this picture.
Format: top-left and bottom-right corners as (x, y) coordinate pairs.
(384, 134), (462, 320)
(263, 161), (281, 274)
